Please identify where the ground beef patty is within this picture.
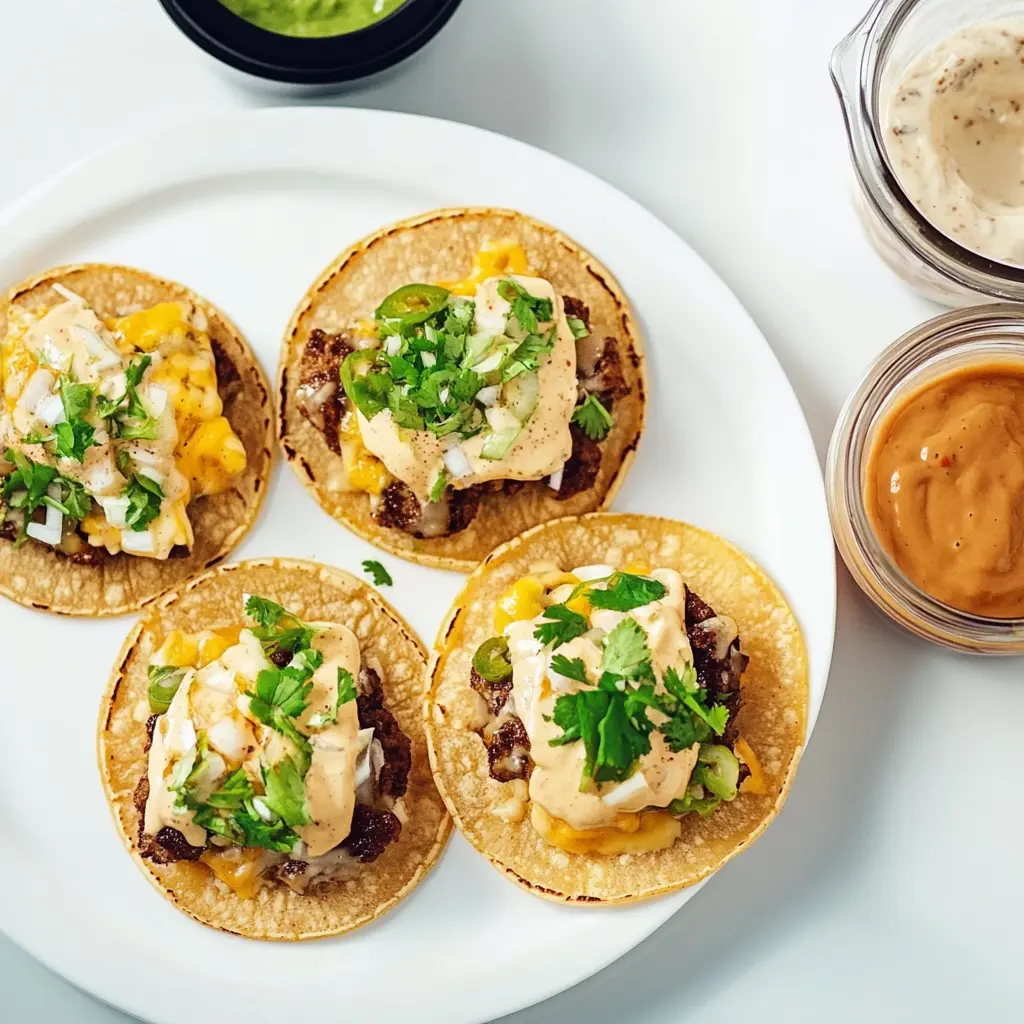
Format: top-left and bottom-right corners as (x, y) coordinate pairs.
(295, 328), (352, 454)
(356, 667), (412, 800)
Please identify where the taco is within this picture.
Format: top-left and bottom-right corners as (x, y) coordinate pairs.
(0, 264), (272, 616)
(98, 558), (450, 940)
(277, 208), (645, 571)
(425, 513), (808, 904)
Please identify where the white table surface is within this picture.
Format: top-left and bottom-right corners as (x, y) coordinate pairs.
(1, 1), (1022, 1021)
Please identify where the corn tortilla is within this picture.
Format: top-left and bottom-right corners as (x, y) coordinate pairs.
(277, 208), (646, 571)
(98, 558), (451, 940)
(425, 513), (808, 904)
(0, 264), (273, 616)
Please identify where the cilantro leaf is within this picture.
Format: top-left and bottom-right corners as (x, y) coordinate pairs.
(533, 604), (588, 648)
(548, 693), (583, 746)
(502, 326), (557, 383)
(362, 559), (393, 587)
(59, 379), (94, 422)
(244, 595), (317, 656)
(600, 619), (652, 680)
(588, 572), (667, 612)
(59, 477), (92, 520)
(549, 654), (588, 684)
(595, 694), (652, 783)
(244, 595), (286, 628)
(123, 473), (163, 531)
(203, 768), (253, 810)
(261, 758), (310, 827)
(571, 394), (614, 441)
(54, 418), (96, 462)
(566, 316), (589, 340)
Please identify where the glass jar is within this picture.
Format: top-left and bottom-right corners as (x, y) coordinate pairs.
(827, 303), (1024, 653)
(831, 0), (1024, 306)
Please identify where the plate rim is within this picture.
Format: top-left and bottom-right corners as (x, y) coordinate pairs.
(0, 105), (836, 1024)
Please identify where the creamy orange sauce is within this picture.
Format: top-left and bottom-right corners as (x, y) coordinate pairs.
(866, 362), (1024, 616)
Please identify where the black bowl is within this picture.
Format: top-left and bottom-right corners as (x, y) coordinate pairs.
(158, 0), (464, 85)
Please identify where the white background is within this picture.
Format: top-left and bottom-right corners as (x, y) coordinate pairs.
(0, 1), (1021, 1021)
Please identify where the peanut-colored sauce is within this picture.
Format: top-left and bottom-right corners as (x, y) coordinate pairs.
(866, 362), (1024, 617)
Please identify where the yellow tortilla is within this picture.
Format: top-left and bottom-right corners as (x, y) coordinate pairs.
(277, 208), (646, 571)
(98, 558), (451, 940)
(0, 264), (273, 616)
(425, 513), (809, 904)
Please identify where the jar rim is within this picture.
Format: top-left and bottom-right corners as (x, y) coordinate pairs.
(827, 303), (1024, 653)
(831, 0), (1024, 299)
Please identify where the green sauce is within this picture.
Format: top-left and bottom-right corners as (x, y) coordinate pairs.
(220, 0), (407, 38)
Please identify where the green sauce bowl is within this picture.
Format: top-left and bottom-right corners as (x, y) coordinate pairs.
(158, 0), (464, 85)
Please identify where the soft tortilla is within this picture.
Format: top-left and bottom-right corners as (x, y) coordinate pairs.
(425, 513), (809, 904)
(98, 558), (451, 940)
(278, 208), (646, 571)
(0, 264), (273, 616)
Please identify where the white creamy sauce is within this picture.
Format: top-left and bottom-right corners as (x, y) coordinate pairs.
(885, 20), (1024, 265)
(507, 567), (698, 832)
(144, 624), (364, 859)
(358, 274), (577, 498)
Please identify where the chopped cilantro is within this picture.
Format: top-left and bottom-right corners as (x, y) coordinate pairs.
(600, 619), (651, 680)
(362, 559), (393, 587)
(260, 758), (311, 827)
(588, 572), (667, 612)
(571, 394), (614, 441)
(123, 473), (163, 531)
(244, 595), (317, 656)
(533, 603), (588, 648)
(54, 418), (96, 462)
(549, 654), (588, 684)
(566, 316), (589, 340)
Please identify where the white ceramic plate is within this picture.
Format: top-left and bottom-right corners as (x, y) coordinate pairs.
(0, 108), (834, 1024)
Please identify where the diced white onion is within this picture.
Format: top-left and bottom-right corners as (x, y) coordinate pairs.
(251, 797), (274, 823)
(442, 444), (471, 478)
(475, 385), (500, 407)
(128, 446), (161, 467)
(121, 529), (155, 553)
(97, 496), (130, 529)
(602, 771), (651, 808)
(138, 466), (165, 486)
(26, 486), (63, 546)
(548, 468), (564, 492)
(70, 324), (111, 358)
(143, 385), (167, 417)
(17, 369), (55, 412)
(35, 393), (66, 428)
(384, 336), (402, 357)
(439, 387), (450, 404)
(100, 372), (126, 400)
(52, 283), (85, 304)
(207, 716), (251, 763)
(172, 718), (197, 757)
(420, 351), (436, 367)
(505, 371), (539, 422)
(485, 405), (519, 432)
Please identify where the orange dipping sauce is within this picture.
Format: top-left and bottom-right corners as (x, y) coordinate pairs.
(865, 362), (1024, 617)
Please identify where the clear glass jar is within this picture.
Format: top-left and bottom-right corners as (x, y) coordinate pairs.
(827, 303), (1024, 653)
(831, 0), (1024, 306)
